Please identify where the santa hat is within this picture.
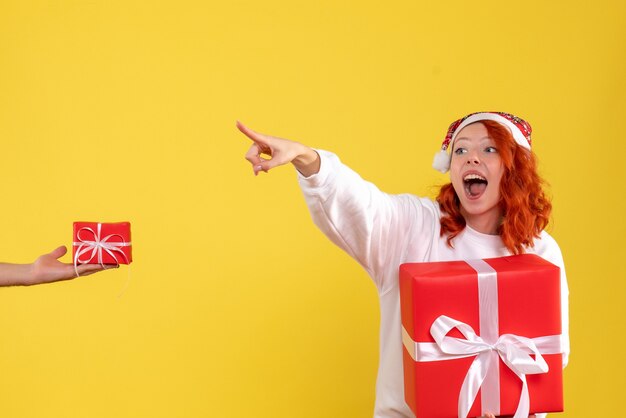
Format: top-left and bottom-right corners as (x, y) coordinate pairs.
(432, 112), (533, 173)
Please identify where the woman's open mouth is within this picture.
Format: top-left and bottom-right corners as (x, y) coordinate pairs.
(463, 173), (488, 199)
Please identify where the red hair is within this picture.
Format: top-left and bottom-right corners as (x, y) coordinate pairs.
(436, 120), (552, 254)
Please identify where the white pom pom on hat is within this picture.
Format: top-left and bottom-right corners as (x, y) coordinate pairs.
(432, 112), (533, 174)
(432, 149), (452, 173)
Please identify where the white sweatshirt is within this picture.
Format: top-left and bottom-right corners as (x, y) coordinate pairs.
(297, 150), (569, 418)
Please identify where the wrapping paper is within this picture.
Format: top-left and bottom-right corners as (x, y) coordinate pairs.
(399, 254), (563, 418)
(73, 221), (132, 266)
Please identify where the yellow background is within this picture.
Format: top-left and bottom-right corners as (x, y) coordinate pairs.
(0, 1), (624, 417)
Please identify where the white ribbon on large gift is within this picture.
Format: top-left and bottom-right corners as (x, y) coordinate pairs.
(73, 223), (131, 276)
(401, 259), (564, 418)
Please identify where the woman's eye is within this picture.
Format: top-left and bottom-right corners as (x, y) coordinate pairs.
(485, 146), (497, 153)
(454, 148), (466, 155)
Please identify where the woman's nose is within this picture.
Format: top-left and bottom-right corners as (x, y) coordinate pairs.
(466, 152), (480, 165)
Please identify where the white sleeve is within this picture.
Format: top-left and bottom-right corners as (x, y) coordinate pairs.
(297, 150), (437, 292)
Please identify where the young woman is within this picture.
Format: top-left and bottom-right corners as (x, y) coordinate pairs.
(237, 112), (569, 418)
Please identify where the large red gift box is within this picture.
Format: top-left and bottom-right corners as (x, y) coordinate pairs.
(73, 222), (132, 266)
(399, 254), (564, 418)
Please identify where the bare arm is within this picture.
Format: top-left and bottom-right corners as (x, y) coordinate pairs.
(0, 246), (107, 286)
(236, 121), (320, 177)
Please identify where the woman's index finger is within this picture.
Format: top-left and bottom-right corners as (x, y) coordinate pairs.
(236, 121), (267, 144)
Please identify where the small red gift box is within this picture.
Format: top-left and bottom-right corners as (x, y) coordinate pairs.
(399, 254), (564, 418)
(73, 222), (132, 266)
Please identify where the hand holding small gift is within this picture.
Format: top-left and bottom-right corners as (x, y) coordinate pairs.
(0, 246), (108, 287)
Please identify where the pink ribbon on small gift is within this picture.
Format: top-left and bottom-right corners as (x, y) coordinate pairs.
(73, 223), (131, 277)
(401, 259), (564, 418)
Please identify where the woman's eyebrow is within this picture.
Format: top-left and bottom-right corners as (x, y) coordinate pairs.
(455, 136), (492, 142)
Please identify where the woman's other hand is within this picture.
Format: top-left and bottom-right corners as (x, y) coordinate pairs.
(236, 121), (320, 177)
